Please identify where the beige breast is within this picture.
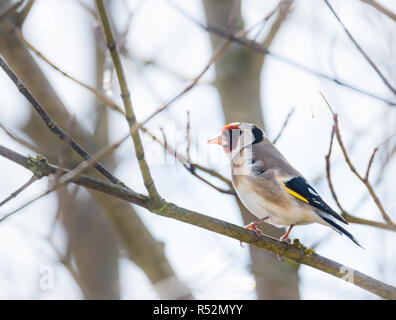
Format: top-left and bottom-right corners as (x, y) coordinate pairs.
(233, 174), (322, 227)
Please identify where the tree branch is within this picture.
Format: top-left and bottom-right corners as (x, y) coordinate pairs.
(95, 0), (161, 205)
(321, 93), (396, 229)
(324, 0), (396, 96)
(1, 19), (124, 114)
(140, 126), (235, 195)
(0, 56), (125, 186)
(1, 144), (396, 299)
(360, 0), (396, 22)
(167, 0), (396, 107)
(0, 175), (37, 207)
(0, 0), (23, 21)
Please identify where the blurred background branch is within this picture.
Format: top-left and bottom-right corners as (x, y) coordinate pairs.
(0, 0), (395, 300)
(201, 0), (300, 300)
(0, 0), (191, 299)
(1, 144), (396, 299)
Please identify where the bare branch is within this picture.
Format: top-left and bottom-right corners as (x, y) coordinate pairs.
(1, 144), (396, 300)
(0, 56), (125, 186)
(250, 0), (286, 41)
(365, 146), (379, 182)
(227, 0), (241, 31)
(0, 123), (38, 151)
(324, 125), (396, 232)
(0, 175), (38, 208)
(321, 93), (396, 227)
(324, 0), (396, 96)
(140, 126), (235, 195)
(325, 125), (345, 212)
(2, 21), (123, 114)
(142, 38), (234, 125)
(365, 132), (396, 181)
(167, 0), (396, 107)
(272, 108), (295, 144)
(186, 111), (192, 163)
(17, 0), (35, 27)
(360, 0), (396, 22)
(0, 0), (23, 21)
(96, 0), (161, 204)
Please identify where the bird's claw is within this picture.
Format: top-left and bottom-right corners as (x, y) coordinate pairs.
(280, 236), (291, 245)
(277, 236), (292, 260)
(240, 223), (263, 247)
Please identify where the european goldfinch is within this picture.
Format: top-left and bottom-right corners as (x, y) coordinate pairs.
(208, 122), (361, 247)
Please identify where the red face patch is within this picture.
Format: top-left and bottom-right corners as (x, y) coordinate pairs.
(222, 122), (241, 132)
(221, 123), (242, 153)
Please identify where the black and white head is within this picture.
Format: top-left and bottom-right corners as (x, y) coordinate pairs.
(207, 122), (265, 155)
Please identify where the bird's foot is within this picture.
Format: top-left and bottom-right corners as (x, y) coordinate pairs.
(280, 235), (291, 245)
(240, 222), (263, 248)
(277, 235), (292, 260)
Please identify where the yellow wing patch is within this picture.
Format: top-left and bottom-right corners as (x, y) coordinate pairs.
(282, 183), (309, 203)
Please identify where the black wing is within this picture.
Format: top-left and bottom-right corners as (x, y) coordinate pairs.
(320, 215), (362, 248)
(284, 176), (348, 225)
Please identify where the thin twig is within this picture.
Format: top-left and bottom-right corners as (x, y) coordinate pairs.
(138, 22), (254, 126)
(48, 240), (85, 294)
(2, 20), (124, 114)
(96, 0), (161, 204)
(2, 144), (396, 300)
(17, 0), (35, 27)
(142, 38), (235, 125)
(0, 0), (24, 21)
(0, 175), (38, 208)
(365, 147), (379, 181)
(141, 126), (235, 195)
(186, 111), (192, 163)
(94, 0), (249, 201)
(0, 132), (128, 222)
(323, 125), (396, 232)
(0, 56), (125, 186)
(272, 107), (295, 144)
(227, 0), (241, 31)
(184, 165), (235, 195)
(0, 185), (54, 223)
(250, 0), (285, 41)
(333, 115), (394, 226)
(321, 93), (395, 227)
(324, 0), (396, 96)
(325, 125), (346, 214)
(56, 134), (129, 185)
(55, 116), (77, 182)
(167, 0), (396, 107)
(78, 10), (308, 182)
(365, 132), (396, 181)
(0, 123), (38, 151)
(360, 0), (396, 22)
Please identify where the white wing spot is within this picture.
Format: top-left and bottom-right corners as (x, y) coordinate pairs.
(308, 187), (319, 196)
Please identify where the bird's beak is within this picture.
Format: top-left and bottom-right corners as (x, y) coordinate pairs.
(207, 134), (223, 146)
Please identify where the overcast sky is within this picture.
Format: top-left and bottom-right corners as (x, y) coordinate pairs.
(0, 0), (395, 299)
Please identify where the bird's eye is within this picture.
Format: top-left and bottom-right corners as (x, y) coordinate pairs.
(252, 126), (263, 144)
(221, 128), (241, 153)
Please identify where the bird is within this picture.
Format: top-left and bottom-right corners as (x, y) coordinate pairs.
(207, 122), (362, 248)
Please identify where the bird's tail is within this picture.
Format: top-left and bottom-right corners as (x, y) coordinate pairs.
(320, 215), (363, 248)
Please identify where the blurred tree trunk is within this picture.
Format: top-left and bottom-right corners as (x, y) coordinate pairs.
(202, 0), (300, 299)
(0, 15), (120, 299)
(91, 3), (192, 299)
(0, 4), (191, 299)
